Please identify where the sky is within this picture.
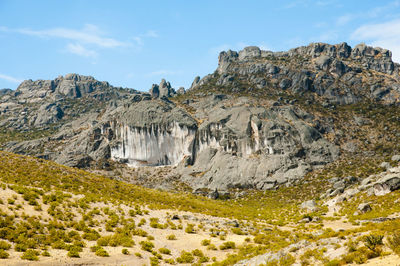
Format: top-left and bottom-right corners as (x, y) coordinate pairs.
(0, 0), (400, 91)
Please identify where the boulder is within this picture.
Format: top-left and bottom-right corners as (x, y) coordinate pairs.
(301, 200), (318, 212)
(391, 155), (400, 162)
(373, 174), (400, 196)
(190, 76), (200, 89)
(315, 55), (331, 70)
(208, 189), (219, 200)
(238, 46), (261, 60)
(379, 162), (391, 169)
(357, 203), (372, 213)
(177, 87), (185, 95)
(149, 84), (160, 98)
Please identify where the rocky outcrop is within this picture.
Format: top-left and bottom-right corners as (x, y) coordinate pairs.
(177, 96), (338, 190)
(16, 73), (112, 102)
(0, 88), (12, 96)
(1, 42), (399, 191)
(149, 79), (176, 98)
(213, 42), (400, 105)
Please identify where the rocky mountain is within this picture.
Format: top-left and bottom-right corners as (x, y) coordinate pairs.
(0, 42), (399, 194)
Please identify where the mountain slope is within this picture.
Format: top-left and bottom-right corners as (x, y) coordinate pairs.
(1, 151), (400, 265)
(0, 42), (399, 195)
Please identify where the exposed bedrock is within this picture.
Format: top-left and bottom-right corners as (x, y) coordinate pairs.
(76, 97), (338, 190)
(177, 100), (339, 190)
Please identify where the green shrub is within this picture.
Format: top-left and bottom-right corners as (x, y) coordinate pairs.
(129, 209), (136, 217)
(167, 234), (177, 240)
(220, 241), (236, 250)
(185, 224), (195, 234)
(138, 218), (146, 226)
(67, 249), (80, 258)
(95, 247), (109, 257)
(388, 231), (400, 255)
(97, 236), (111, 246)
(232, 227), (245, 235)
(158, 247), (171, 255)
(341, 247), (369, 264)
(279, 254), (296, 266)
(150, 218), (161, 228)
(72, 240), (86, 247)
(176, 251), (194, 263)
(201, 239), (211, 246)
(90, 245), (101, 252)
(133, 228), (148, 237)
(122, 248), (130, 255)
(364, 234), (384, 257)
(140, 241), (154, 252)
(82, 230), (100, 241)
(21, 249), (39, 261)
(207, 244), (217, 250)
(325, 259), (341, 266)
(51, 240), (66, 250)
(0, 249), (9, 259)
(192, 248), (204, 257)
(42, 250), (51, 257)
(164, 258), (175, 264)
(0, 240), (11, 250)
(135, 252), (142, 258)
(150, 256), (160, 266)
(15, 243), (27, 252)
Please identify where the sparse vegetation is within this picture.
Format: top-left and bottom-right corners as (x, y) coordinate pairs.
(220, 241), (236, 250)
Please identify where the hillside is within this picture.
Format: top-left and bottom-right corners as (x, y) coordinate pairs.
(0, 151), (400, 265)
(1, 42), (400, 265)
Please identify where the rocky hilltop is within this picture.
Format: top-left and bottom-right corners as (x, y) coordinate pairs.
(0, 42), (399, 194)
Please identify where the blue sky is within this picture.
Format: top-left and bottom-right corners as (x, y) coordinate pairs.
(1, 0), (400, 91)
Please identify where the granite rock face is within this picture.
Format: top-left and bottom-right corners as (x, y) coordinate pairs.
(1, 42), (400, 191)
(149, 79), (176, 98)
(215, 42), (400, 105)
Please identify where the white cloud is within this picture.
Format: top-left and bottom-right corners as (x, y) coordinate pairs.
(336, 14), (353, 26)
(0, 73), (23, 84)
(144, 30), (158, 38)
(66, 43), (97, 58)
(132, 36), (144, 46)
(351, 19), (400, 62)
(0, 24), (147, 58)
(131, 30), (158, 48)
(334, 1), (400, 27)
(11, 24), (127, 48)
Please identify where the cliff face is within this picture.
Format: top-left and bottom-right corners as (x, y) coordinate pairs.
(1, 42), (399, 192)
(211, 42), (400, 105)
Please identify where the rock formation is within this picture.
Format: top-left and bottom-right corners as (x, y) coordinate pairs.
(1, 42), (400, 192)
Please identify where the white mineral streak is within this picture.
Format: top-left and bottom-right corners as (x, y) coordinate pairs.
(111, 122), (195, 167)
(111, 120), (275, 167)
(198, 122), (274, 158)
(198, 124), (224, 152)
